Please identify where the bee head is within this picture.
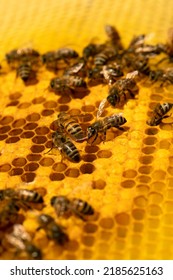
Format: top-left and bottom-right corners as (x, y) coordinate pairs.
(87, 126), (96, 139)
(50, 79), (55, 89)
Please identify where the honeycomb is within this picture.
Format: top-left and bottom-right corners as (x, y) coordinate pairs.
(1, 0), (173, 260)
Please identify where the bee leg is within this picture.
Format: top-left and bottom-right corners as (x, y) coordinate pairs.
(101, 130), (107, 143)
(91, 133), (98, 144)
(127, 89), (135, 98)
(116, 126), (125, 131)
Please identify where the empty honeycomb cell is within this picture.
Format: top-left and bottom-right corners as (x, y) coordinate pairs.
(137, 175), (151, 183)
(169, 156), (173, 165)
(159, 140), (170, 149)
(68, 109), (81, 115)
(9, 128), (23, 136)
(148, 205), (162, 216)
(150, 181), (166, 191)
(168, 167), (173, 176)
(163, 214), (173, 225)
(85, 145), (99, 153)
(82, 249), (93, 259)
(18, 102), (31, 109)
(160, 123), (173, 130)
(23, 123), (38, 130)
(81, 113), (94, 122)
(24, 162), (39, 172)
(134, 196), (147, 207)
(122, 169), (137, 178)
(150, 94), (163, 101)
(31, 145), (45, 153)
(166, 189), (173, 200)
(35, 126), (50, 135)
(100, 231), (112, 241)
(139, 155), (154, 165)
(58, 105), (70, 112)
(147, 218), (160, 229)
(142, 146), (156, 154)
(133, 222), (144, 233)
(39, 157), (55, 166)
(117, 227), (128, 238)
(5, 136), (20, 143)
(82, 154), (97, 162)
(20, 131), (35, 138)
(58, 96), (71, 104)
(32, 97), (46, 104)
(143, 136), (157, 145)
(81, 235), (95, 247)
(99, 217), (114, 229)
(27, 154), (42, 161)
(0, 163), (11, 172)
(115, 213), (130, 226)
(121, 180), (136, 188)
(83, 223), (98, 234)
(152, 170), (166, 180)
(65, 168), (80, 178)
(164, 201), (173, 212)
(0, 125), (11, 134)
(9, 168), (24, 176)
(97, 150), (112, 158)
(0, 134), (8, 140)
(21, 172), (36, 182)
(80, 163), (95, 174)
(148, 192), (163, 204)
(52, 162), (67, 172)
(162, 227), (173, 238)
(92, 179), (106, 189)
(138, 165), (152, 174)
(43, 100), (57, 108)
(0, 116), (14, 125)
(12, 118), (26, 128)
(32, 135), (47, 144)
(9, 92), (22, 100)
(41, 109), (54, 116)
(7, 101), (19, 106)
(145, 128), (158, 135)
(12, 157), (27, 167)
(132, 209), (145, 220)
(26, 113), (41, 122)
(81, 105), (95, 112)
(49, 172), (65, 181)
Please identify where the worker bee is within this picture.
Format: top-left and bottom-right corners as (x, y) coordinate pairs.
(16, 62), (37, 82)
(147, 102), (173, 126)
(4, 224), (42, 259)
(63, 58), (87, 77)
(87, 113), (127, 143)
(107, 70), (139, 107)
(149, 68), (173, 86)
(0, 188), (44, 203)
(37, 214), (69, 245)
(55, 47), (79, 62)
(94, 48), (117, 66)
(105, 25), (123, 49)
(82, 43), (105, 61)
(57, 112), (86, 142)
(49, 76), (87, 94)
(126, 34), (146, 53)
(49, 130), (81, 162)
(102, 63), (124, 85)
(135, 43), (166, 57)
(51, 196), (94, 221)
(87, 66), (104, 86)
(6, 47), (40, 68)
(0, 200), (20, 229)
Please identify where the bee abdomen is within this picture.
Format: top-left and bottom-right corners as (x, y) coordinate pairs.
(73, 199), (94, 215)
(17, 189), (43, 203)
(65, 121), (85, 140)
(63, 140), (80, 162)
(17, 64), (31, 81)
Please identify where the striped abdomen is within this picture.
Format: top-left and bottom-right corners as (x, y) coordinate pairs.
(16, 189), (43, 203)
(63, 119), (85, 140)
(17, 63), (32, 81)
(62, 139), (80, 162)
(72, 199), (94, 216)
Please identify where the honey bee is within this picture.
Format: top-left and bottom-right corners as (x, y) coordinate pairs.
(37, 214), (69, 245)
(102, 63), (124, 85)
(147, 102), (173, 126)
(105, 25), (123, 49)
(50, 130), (81, 162)
(64, 58), (87, 77)
(0, 188), (44, 203)
(126, 34), (146, 53)
(107, 70), (139, 107)
(16, 63), (36, 82)
(4, 224), (42, 259)
(57, 112), (86, 142)
(135, 43), (166, 57)
(51, 195), (94, 221)
(55, 47), (79, 62)
(0, 200), (20, 229)
(6, 48), (40, 67)
(94, 48), (117, 66)
(82, 43), (105, 61)
(87, 113), (127, 142)
(87, 66), (104, 86)
(50, 76), (87, 94)
(149, 68), (173, 86)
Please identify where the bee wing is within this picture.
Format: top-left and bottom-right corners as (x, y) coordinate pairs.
(126, 70), (138, 80)
(97, 98), (108, 118)
(13, 224), (31, 241)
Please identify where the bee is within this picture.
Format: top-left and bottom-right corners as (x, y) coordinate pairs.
(16, 62), (36, 82)
(135, 43), (166, 57)
(0, 200), (20, 229)
(50, 76), (87, 94)
(147, 102), (173, 126)
(51, 196), (94, 221)
(49, 130), (81, 162)
(94, 48), (117, 66)
(0, 188), (44, 203)
(105, 25), (123, 49)
(126, 34), (146, 53)
(82, 43), (105, 61)
(4, 224), (42, 259)
(87, 66), (104, 86)
(149, 68), (173, 86)
(102, 63), (124, 85)
(63, 58), (87, 77)
(107, 70), (139, 107)
(55, 48), (79, 63)
(157, 27), (173, 65)
(87, 113), (127, 142)
(37, 214), (69, 245)
(57, 112), (86, 142)
(6, 48), (40, 67)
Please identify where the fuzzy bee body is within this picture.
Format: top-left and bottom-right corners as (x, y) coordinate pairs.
(83, 43), (105, 61)
(105, 25), (123, 49)
(147, 102), (173, 126)
(55, 48), (79, 61)
(71, 198), (94, 218)
(50, 76), (87, 94)
(37, 214), (69, 245)
(102, 64), (124, 85)
(0, 188), (43, 203)
(50, 195), (71, 217)
(94, 49), (116, 66)
(17, 63), (34, 82)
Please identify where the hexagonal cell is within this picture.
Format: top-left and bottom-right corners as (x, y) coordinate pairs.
(82, 154), (97, 162)
(83, 223), (98, 234)
(132, 209), (145, 220)
(81, 235), (95, 247)
(39, 157), (55, 167)
(26, 113), (41, 122)
(148, 192), (163, 204)
(17, 102), (31, 109)
(137, 175), (151, 183)
(85, 145), (99, 153)
(148, 205), (162, 216)
(160, 123), (173, 130)
(150, 94), (163, 101)
(23, 123), (38, 130)
(97, 150), (112, 158)
(0, 134), (8, 140)
(145, 128), (158, 135)
(7, 101), (19, 106)
(139, 155), (154, 165)
(20, 131), (35, 139)
(99, 217), (114, 229)
(49, 172), (65, 181)
(9, 92), (22, 100)
(27, 154), (42, 161)
(0, 163), (11, 172)
(21, 172), (36, 182)
(121, 180), (136, 188)
(35, 126), (50, 135)
(0, 125), (11, 134)
(81, 105), (95, 112)
(58, 105), (69, 112)
(92, 179), (106, 189)
(32, 136), (47, 144)
(58, 96), (71, 104)
(24, 163), (39, 172)
(43, 100), (57, 108)
(152, 170), (166, 180)
(12, 118), (26, 128)
(168, 167), (173, 176)
(30, 145), (45, 153)
(5, 136), (20, 143)
(115, 213), (130, 226)
(52, 162), (67, 172)
(122, 169), (137, 178)
(116, 227), (128, 238)
(159, 140), (171, 149)
(0, 116), (14, 125)
(9, 168), (24, 176)
(65, 168), (80, 178)
(81, 113), (94, 122)
(9, 128), (23, 136)
(80, 163), (95, 174)
(32, 97), (46, 104)
(133, 196), (147, 207)
(41, 109), (54, 116)
(142, 146), (156, 154)
(138, 165), (152, 175)
(143, 136), (157, 145)
(12, 157), (27, 167)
